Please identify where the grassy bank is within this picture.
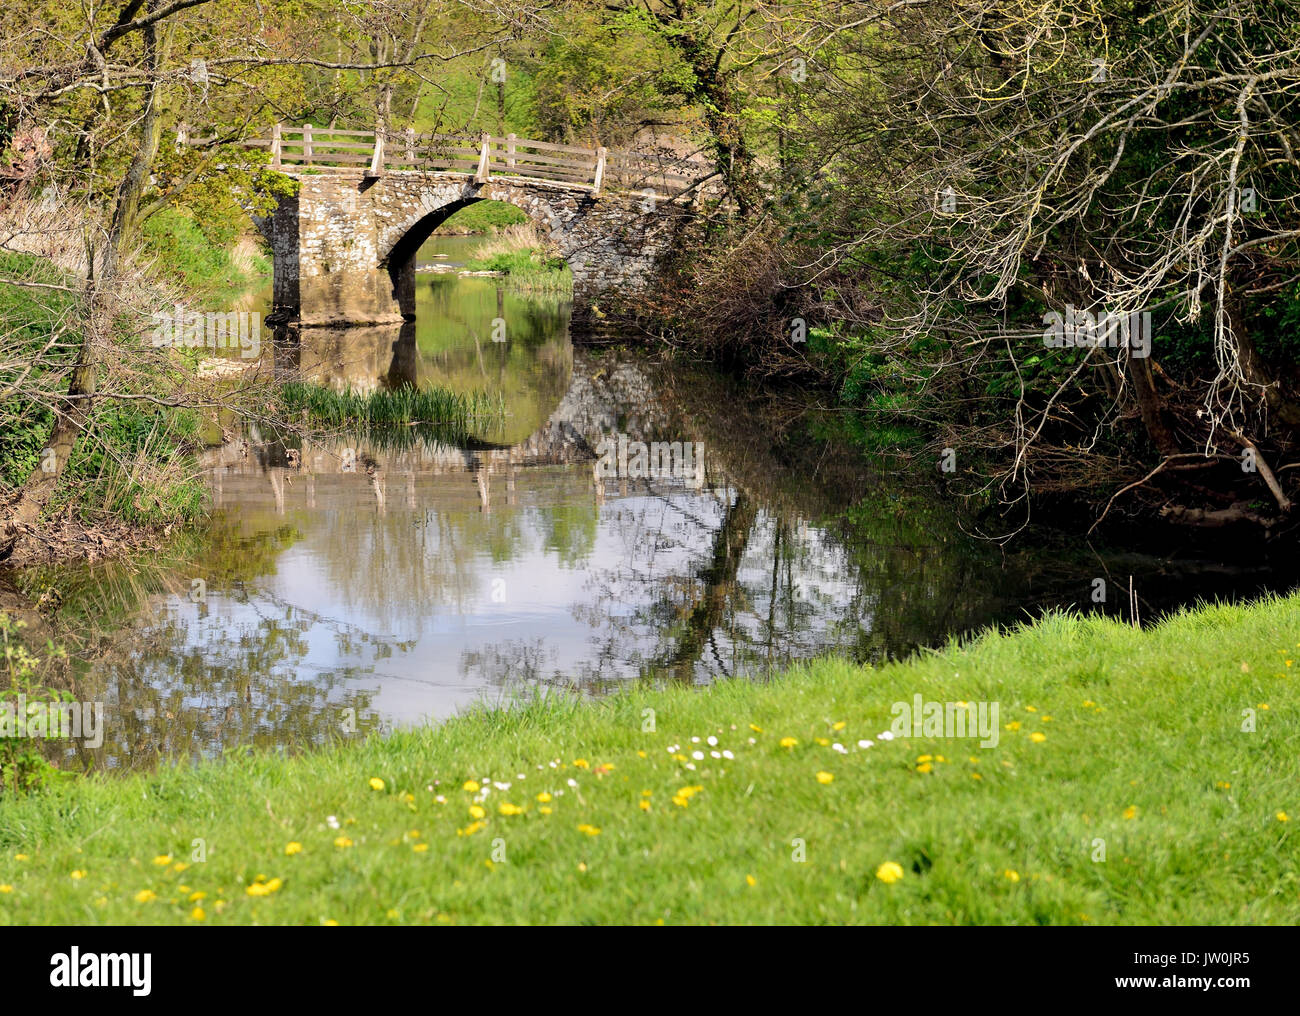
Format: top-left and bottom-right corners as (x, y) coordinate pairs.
(0, 595), (1297, 925)
(463, 224), (572, 292)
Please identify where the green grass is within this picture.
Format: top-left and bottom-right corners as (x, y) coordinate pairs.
(141, 208), (269, 297)
(463, 249), (572, 292)
(1, 595), (1298, 925)
(280, 382), (505, 432)
(439, 202), (528, 234)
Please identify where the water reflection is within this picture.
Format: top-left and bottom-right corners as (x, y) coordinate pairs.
(16, 236), (1299, 772)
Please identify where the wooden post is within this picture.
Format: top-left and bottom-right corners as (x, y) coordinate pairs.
(592, 146), (607, 195)
(475, 132), (491, 183)
(303, 123), (314, 166)
(270, 122), (282, 169)
(506, 133), (517, 171)
(405, 127), (416, 168)
(367, 130), (385, 177)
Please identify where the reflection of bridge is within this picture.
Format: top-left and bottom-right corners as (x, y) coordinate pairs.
(224, 125), (710, 329)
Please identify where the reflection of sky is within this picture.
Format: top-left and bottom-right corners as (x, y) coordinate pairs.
(140, 477), (868, 732)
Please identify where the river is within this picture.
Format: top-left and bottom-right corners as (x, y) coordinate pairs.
(14, 234), (1298, 772)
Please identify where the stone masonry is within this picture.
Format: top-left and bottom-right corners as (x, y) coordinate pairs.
(257, 172), (688, 328)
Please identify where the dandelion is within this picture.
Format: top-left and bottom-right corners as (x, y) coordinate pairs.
(368, 777), (385, 791)
(0, 885), (12, 893)
(13, 854), (28, 862)
(916, 763), (933, 774)
(1029, 732), (1046, 744)
(815, 737), (830, 746)
(875, 861), (904, 884)
(750, 724), (763, 733)
(573, 759), (590, 769)
(536, 792), (552, 803)
(191, 907), (206, 921)
(746, 874), (757, 886)
(1003, 869), (1020, 882)
(468, 805), (486, 820)
(816, 771), (835, 785)
(285, 842), (303, 856)
(1216, 781), (1231, 790)
(70, 870), (87, 880)
(334, 836), (354, 848)
(639, 800), (651, 811)
(323, 919), (339, 926)
(462, 780), (480, 792)
(832, 721), (846, 731)
(188, 891), (206, 902)
(498, 803), (524, 816)
(577, 824), (601, 836)
(134, 890), (157, 903)
(917, 754), (933, 763)
(457, 821), (486, 836)
(1277, 812), (1290, 823)
(1005, 721), (1021, 731)
(779, 737), (798, 748)
(413, 843), (429, 853)
(152, 855), (172, 866)
(539, 806), (553, 815)
(1122, 806), (1137, 821)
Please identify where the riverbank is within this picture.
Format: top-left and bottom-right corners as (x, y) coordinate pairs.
(0, 593), (1295, 925)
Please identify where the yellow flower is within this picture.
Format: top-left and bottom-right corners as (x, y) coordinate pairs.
(1122, 806), (1138, 820)
(917, 754), (933, 763)
(151, 854), (172, 866)
(285, 842), (303, 856)
(323, 919), (339, 926)
(934, 755), (946, 763)
(639, 799), (651, 811)
(413, 843), (429, 853)
(134, 890), (157, 903)
(779, 737), (798, 748)
(832, 721), (846, 731)
(875, 861), (904, 884)
(815, 771), (834, 785)
(746, 874), (757, 886)
(334, 836), (354, 848)
(536, 792), (552, 803)
(468, 804), (486, 820)
(672, 795), (689, 807)
(1005, 721), (1021, 731)
(637, 750), (647, 758)
(538, 806), (553, 815)
(0, 885), (12, 893)
(457, 821), (486, 836)
(971, 772), (983, 780)
(1216, 781), (1231, 790)
(1082, 700), (1095, 707)
(640, 789), (652, 797)
(171, 862), (190, 873)
(577, 823), (601, 836)
(1025, 706), (1037, 713)
(188, 891), (206, 902)
(916, 763), (933, 774)
(750, 724), (763, 733)
(368, 777), (385, 791)
(814, 737), (830, 746)
(1277, 811), (1290, 823)
(1004, 869), (1020, 882)
(1029, 732), (1046, 743)
(462, 780), (480, 792)
(498, 803), (524, 816)
(70, 870), (87, 880)
(246, 878), (283, 897)
(13, 854), (28, 862)
(190, 907), (206, 921)
(573, 759), (590, 769)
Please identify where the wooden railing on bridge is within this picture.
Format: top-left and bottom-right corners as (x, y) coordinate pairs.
(206, 124), (711, 198)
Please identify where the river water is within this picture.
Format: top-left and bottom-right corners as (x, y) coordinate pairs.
(15, 235), (1299, 772)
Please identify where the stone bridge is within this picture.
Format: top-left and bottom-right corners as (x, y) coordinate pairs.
(241, 127), (708, 328)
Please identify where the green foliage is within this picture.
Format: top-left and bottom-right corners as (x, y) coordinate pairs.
(280, 382), (505, 431)
(0, 614), (73, 797)
(141, 208), (268, 296)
